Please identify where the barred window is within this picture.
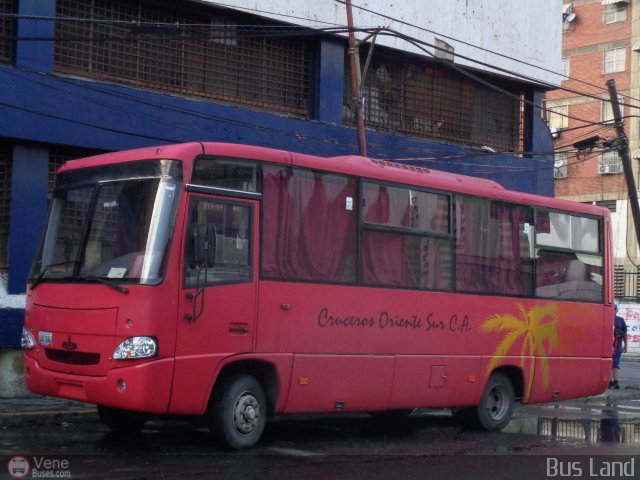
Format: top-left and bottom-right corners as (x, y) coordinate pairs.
(0, 0), (14, 64)
(344, 48), (525, 152)
(0, 142), (11, 269)
(54, 0), (311, 116)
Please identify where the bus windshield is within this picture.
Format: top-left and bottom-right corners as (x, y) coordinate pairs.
(30, 160), (181, 286)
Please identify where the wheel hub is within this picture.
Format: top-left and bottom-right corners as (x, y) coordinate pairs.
(234, 393), (260, 435)
(486, 385), (508, 420)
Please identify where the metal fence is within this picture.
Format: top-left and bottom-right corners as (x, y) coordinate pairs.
(539, 417), (640, 444)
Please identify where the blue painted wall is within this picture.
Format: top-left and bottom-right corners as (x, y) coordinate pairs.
(0, 0), (555, 348)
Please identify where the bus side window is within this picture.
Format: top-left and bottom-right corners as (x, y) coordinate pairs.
(455, 196), (533, 297)
(534, 211), (603, 302)
(183, 198), (252, 288)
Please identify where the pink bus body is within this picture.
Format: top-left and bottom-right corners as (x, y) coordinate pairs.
(22, 142), (614, 448)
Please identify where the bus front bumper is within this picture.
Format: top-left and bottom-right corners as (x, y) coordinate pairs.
(23, 354), (174, 414)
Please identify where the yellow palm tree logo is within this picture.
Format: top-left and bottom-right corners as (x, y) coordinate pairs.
(480, 303), (559, 402)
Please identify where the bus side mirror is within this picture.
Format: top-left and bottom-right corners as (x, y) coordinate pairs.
(195, 224), (216, 268)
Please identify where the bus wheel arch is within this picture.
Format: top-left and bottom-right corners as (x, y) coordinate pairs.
(492, 365), (524, 402)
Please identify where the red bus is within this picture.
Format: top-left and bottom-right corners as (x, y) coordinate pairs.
(22, 142), (614, 449)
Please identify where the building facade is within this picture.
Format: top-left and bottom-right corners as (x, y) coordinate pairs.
(548, 0), (640, 303)
(0, 0), (560, 363)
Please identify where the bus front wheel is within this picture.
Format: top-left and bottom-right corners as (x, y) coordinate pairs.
(208, 374), (267, 449)
(476, 373), (515, 431)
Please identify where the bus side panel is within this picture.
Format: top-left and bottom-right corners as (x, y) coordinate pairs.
(527, 357), (610, 403)
(256, 282), (610, 408)
(283, 354), (394, 413)
(388, 356), (482, 409)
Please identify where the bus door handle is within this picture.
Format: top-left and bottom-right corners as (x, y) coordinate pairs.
(229, 323), (249, 335)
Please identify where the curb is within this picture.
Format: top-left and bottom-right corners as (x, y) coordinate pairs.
(0, 408), (98, 428)
(0, 396), (99, 428)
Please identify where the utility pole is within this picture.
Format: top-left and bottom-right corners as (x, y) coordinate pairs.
(345, 0), (367, 156)
(606, 79), (640, 252)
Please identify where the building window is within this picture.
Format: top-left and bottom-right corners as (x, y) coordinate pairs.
(599, 150), (623, 174)
(0, 143), (11, 269)
(561, 57), (570, 81)
(344, 47), (526, 152)
(604, 48), (626, 73)
(547, 103), (569, 130)
(604, 3), (627, 24)
(554, 152), (568, 179)
(54, 0), (311, 117)
(602, 95), (624, 122)
(0, 0), (14, 64)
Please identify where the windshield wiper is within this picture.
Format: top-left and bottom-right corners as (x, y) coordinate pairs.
(30, 260), (81, 290)
(80, 276), (130, 294)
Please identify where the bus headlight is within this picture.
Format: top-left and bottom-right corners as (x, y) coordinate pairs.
(113, 337), (158, 360)
(21, 328), (35, 349)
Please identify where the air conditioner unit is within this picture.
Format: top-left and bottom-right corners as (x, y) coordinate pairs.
(599, 164), (612, 174)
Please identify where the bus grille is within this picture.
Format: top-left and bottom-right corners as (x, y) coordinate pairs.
(44, 349), (100, 366)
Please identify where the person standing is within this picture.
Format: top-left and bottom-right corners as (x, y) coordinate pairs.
(610, 303), (628, 390)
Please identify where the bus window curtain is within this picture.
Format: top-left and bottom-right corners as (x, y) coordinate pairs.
(262, 166), (356, 283)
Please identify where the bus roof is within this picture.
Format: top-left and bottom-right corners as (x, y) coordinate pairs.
(58, 142), (609, 218)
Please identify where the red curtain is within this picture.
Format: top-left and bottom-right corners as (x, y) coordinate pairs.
(262, 166), (356, 283)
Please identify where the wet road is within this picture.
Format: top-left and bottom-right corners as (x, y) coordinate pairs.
(2, 362), (640, 479)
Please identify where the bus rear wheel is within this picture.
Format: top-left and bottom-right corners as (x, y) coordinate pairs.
(97, 405), (148, 433)
(207, 374), (267, 449)
(476, 373), (515, 431)
(455, 373), (515, 431)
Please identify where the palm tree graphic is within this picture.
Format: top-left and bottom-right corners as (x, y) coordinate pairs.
(480, 303), (559, 402)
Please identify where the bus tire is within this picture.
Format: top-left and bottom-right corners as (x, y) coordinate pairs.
(208, 374), (266, 449)
(475, 373), (515, 431)
(97, 405), (148, 433)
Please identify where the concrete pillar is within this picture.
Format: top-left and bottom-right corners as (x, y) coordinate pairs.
(8, 144), (49, 294)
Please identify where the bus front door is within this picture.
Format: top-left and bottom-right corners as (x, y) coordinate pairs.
(170, 195), (258, 414)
